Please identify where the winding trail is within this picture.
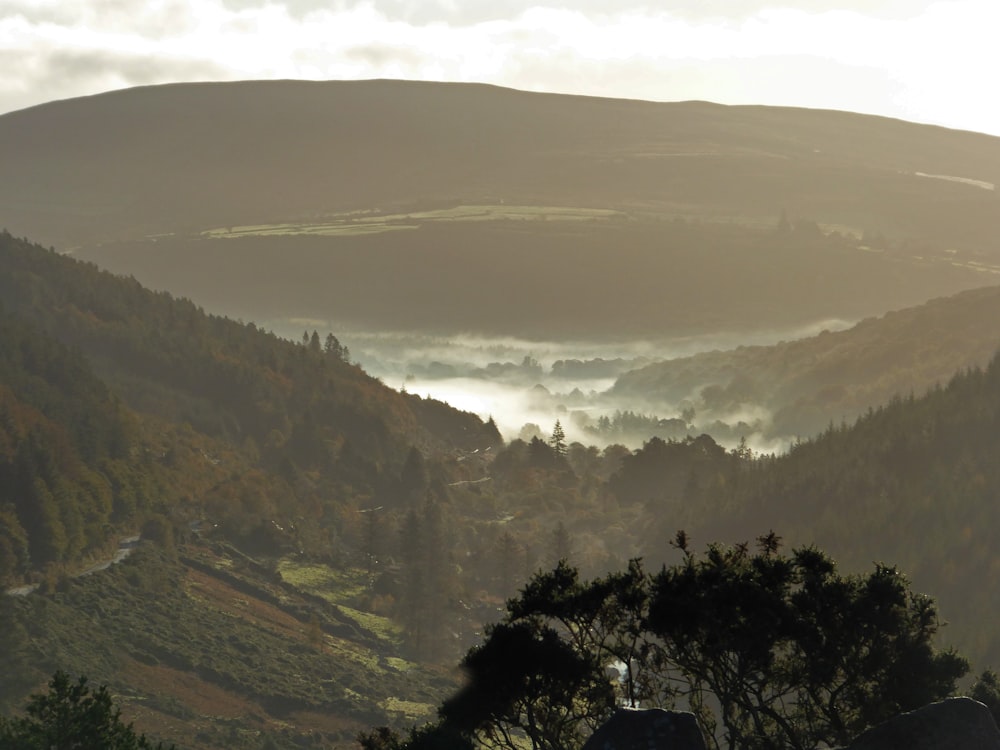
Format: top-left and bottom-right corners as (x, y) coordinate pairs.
(4, 535), (141, 597)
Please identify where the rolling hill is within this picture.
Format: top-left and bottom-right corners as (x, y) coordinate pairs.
(2, 80), (999, 339)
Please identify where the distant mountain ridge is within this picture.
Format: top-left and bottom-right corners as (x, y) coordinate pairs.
(2, 79), (998, 341)
(1, 79), (998, 249)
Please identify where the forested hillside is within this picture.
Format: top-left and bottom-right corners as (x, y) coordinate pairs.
(611, 283), (1000, 441)
(0, 230), (499, 581)
(625, 353), (1000, 667)
(4, 79), (1000, 749)
(0, 309), (138, 578)
(0, 230), (505, 747)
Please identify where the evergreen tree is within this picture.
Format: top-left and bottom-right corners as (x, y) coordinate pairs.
(549, 521), (572, 568)
(549, 420), (567, 457)
(0, 671), (173, 749)
(400, 447), (429, 504)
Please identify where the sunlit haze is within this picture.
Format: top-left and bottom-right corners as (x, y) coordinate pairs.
(3, 0), (999, 136)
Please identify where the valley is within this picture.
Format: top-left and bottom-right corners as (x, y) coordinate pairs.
(3, 80), (1000, 750)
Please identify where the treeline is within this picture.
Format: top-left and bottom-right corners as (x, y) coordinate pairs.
(338, 430), (747, 661)
(704, 355), (1000, 664)
(0, 232), (495, 468)
(612, 283), (1000, 443)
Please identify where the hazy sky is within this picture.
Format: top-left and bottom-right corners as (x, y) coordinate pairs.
(3, 0), (998, 136)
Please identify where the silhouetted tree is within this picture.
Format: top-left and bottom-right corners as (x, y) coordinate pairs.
(646, 537), (968, 750)
(0, 671), (173, 749)
(441, 620), (614, 750)
(417, 540), (967, 750)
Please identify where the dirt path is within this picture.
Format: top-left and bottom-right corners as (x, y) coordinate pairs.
(4, 534), (141, 596)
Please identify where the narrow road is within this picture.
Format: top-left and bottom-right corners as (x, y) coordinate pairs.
(4, 535), (141, 597)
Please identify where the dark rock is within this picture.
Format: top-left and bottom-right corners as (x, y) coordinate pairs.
(583, 708), (707, 750)
(849, 697), (1000, 750)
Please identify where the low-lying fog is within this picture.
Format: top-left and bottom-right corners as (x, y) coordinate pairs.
(274, 320), (849, 453)
(272, 319), (854, 455)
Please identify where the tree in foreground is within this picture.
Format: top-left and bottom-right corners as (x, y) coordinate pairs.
(440, 619), (614, 750)
(646, 533), (968, 750)
(385, 534), (968, 750)
(0, 671), (173, 750)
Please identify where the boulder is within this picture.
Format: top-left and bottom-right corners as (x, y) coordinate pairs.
(582, 708), (707, 750)
(848, 697), (1000, 750)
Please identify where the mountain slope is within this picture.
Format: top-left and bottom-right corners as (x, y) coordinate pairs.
(2, 80), (999, 340)
(611, 283), (1000, 441)
(0, 231), (497, 462)
(0, 308), (139, 577)
(0, 231), (493, 745)
(2, 80), (998, 249)
(673, 354), (1000, 667)
(0, 231), (499, 575)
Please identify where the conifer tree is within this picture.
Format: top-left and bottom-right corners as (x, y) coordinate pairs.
(549, 420), (567, 457)
(0, 671), (174, 749)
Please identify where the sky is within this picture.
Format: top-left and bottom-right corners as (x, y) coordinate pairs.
(2, 0), (999, 137)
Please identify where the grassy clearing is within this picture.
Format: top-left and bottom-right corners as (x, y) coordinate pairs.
(203, 204), (624, 239)
(277, 560), (367, 603)
(204, 223), (415, 239)
(378, 697), (435, 720)
(336, 605), (403, 645)
(388, 204), (622, 222)
(384, 657), (417, 673)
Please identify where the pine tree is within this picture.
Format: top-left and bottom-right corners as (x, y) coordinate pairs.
(549, 420), (566, 457)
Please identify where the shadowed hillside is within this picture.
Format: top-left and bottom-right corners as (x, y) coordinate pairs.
(2, 80), (999, 250)
(2, 80), (999, 340)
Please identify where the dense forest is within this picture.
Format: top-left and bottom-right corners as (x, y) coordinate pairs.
(0, 230), (499, 581)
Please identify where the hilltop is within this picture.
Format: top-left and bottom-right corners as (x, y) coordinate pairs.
(1, 80), (998, 338)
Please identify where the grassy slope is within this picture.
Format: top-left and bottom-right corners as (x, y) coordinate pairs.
(74, 218), (992, 340)
(1, 542), (453, 750)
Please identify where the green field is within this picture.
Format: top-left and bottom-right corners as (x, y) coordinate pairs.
(203, 204), (625, 239)
(276, 560), (368, 602)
